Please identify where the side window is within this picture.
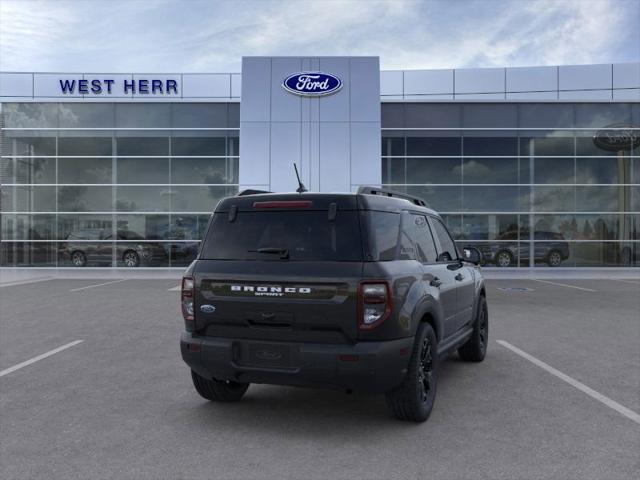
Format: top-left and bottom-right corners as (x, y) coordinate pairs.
(430, 218), (458, 262)
(404, 213), (438, 263)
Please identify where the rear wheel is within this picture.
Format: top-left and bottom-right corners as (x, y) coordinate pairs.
(71, 251), (87, 267)
(458, 295), (488, 362)
(191, 370), (249, 402)
(385, 323), (437, 422)
(122, 250), (140, 267)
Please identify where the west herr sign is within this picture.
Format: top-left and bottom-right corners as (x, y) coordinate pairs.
(282, 72), (342, 97)
(59, 78), (179, 95)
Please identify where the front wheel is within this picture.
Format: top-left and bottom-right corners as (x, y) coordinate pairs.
(458, 295), (488, 362)
(191, 370), (249, 402)
(385, 324), (437, 422)
(546, 250), (563, 267)
(122, 250), (140, 268)
(495, 250), (513, 268)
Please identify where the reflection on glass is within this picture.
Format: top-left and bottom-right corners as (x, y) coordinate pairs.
(1, 136), (56, 156)
(381, 137), (404, 156)
(462, 214), (519, 240)
(58, 186), (112, 212)
(172, 137), (226, 156)
(116, 137), (169, 156)
(406, 136), (460, 156)
(532, 186), (575, 212)
(58, 158), (112, 183)
(406, 158), (461, 184)
(576, 186), (627, 212)
(1, 186), (57, 212)
(0, 242), (58, 266)
(58, 137), (112, 156)
(382, 158), (405, 184)
(171, 158), (235, 184)
(462, 158), (518, 184)
(0, 157), (56, 184)
(0, 214), (55, 240)
(168, 242), (200, 267)
(58, 214), (113, 240)
(404, 186), (462, 212)
(170, 186), (237, 212)
(116, 215), (170, 240)
(117, 158), (170, 184)
(115, 186), (170, 212)
(462, 186), (525, 212)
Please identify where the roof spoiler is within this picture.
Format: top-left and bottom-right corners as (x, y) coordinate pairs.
(237, 189), (272, 196)
(357, 186), (428, 207)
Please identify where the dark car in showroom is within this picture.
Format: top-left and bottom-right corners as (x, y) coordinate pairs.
(59, 229), (167, 267)
(478, 230), (570, 267)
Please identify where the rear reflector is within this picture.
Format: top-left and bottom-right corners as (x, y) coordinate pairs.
(253, 200), (313, 209)
(338, 354), (359, 362)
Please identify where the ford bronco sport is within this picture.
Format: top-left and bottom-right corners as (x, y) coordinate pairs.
(180, 187), (487, 422)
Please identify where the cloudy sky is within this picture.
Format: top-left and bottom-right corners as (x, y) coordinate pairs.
(1, 0), (638, 73)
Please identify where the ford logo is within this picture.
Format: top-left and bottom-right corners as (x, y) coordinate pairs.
(593, 124), (640, 152)
(282, 72), (342, 97)
(200, 304), (216, 314)
(255, 349), (283, 361)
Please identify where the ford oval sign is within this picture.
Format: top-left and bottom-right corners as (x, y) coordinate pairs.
(593, 124), (640, 152)
(282, 72), (342, 97)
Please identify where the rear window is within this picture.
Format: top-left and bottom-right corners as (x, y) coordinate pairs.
(200, 211), (362, 261)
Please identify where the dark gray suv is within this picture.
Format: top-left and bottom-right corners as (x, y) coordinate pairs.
(180, 187), (487, 422)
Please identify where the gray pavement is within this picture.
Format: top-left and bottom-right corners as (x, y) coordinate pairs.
(0, 277), (639, 479)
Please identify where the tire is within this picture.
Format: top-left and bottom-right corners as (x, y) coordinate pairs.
(385, 324), (437, 422)
(71, 251), (87, 267)
(546, 250), (563, 267)
(458, 295), (488, 362)
(191, 370), (249, 402)
(122, 250), (140, 267)
(495, 250), (513, 268)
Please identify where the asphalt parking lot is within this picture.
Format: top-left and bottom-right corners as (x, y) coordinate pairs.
(1, 275), (639, 480)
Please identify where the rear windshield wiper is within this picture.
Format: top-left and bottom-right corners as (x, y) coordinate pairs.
(249, 247), (290, 260)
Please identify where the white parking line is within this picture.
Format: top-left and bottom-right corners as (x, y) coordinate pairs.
(497, 340), (640, 425)
(611, 279), (640, 286)
(0, 277), (54, 288)
(532, 279), (596, 292)
(69, 279), (127, 292)
(168, 285), (181, 291)
(0, 340), (84, 378)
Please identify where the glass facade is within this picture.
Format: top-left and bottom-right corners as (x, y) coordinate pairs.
(1, 101), (638, 268)
(382, 103), (640, 267)
(0, 103), (239, 267)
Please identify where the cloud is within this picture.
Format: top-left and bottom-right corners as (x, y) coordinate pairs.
(0, 0), (638, 72)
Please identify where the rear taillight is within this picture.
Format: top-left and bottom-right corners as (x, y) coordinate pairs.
(358, 281), (392, 330)
(181, 276), (195, 330)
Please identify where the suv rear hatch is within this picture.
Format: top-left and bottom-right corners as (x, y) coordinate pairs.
(193, 195), (363, 344)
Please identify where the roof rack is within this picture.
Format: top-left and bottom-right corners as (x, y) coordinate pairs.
(237, 189), (272, 196)
(357, 186), (428, 207)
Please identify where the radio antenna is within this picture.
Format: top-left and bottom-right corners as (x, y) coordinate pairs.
(293, 163), (308, 193)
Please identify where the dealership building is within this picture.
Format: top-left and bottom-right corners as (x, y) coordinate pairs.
(0, 57), (639, 268)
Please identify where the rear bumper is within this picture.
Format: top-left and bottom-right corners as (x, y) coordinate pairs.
(180, 332), (413, 393)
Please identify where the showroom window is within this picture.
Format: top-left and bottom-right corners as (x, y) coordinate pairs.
(0, 102), (239, 267)
(381, 102), (640, 267)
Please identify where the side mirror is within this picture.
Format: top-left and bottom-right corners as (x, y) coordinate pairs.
(463, 247), (482, 265)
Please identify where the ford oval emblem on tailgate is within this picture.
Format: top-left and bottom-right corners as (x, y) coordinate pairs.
(200, 304), (216, 313)
(255, 349), (283, 360)
(282, 72), (342, 97)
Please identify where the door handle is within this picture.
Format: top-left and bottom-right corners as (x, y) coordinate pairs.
(429, 277), (442, 288)
(455, 273), (465, 281)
